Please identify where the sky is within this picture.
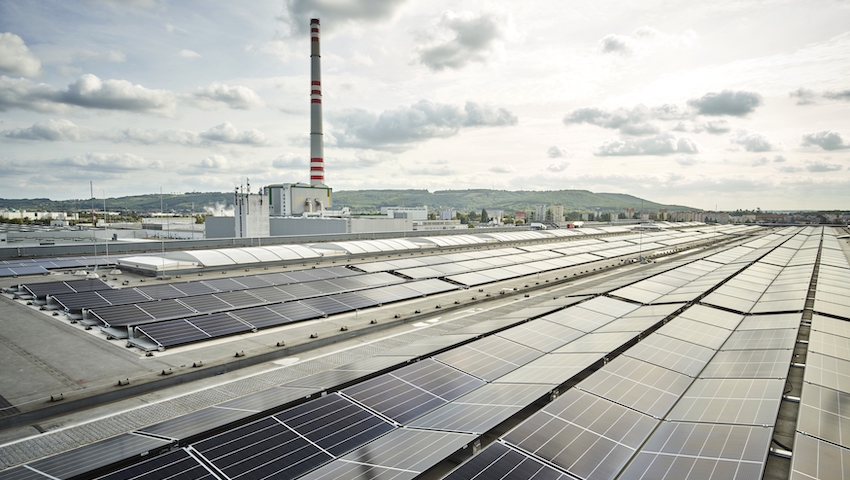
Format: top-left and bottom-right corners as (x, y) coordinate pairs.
(1, 0), (849, 211)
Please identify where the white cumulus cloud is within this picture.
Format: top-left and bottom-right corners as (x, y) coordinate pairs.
(0, 33), (41, 76)
(595, 132), (700, 156)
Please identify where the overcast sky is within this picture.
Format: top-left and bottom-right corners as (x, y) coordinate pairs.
(1, 0), (849, 210)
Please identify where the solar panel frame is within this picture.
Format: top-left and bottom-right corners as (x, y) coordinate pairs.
(94, 448), (220, 480)
(504, 389), (658, 480)
(667, 378), (785, 425)
(191, 416), (332, 480)
(620, 422), (773, 480)
(442, 442), (572, 480)
(789, 432), (850, 480)
(578, 355), (693, 418)
(408, 383), (553, 434)
(435, 336), (544, 381)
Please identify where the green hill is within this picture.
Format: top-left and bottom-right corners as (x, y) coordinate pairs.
(0, 189), (695, 216)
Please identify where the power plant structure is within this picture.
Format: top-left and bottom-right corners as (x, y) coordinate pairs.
(264, 17), (334, 219)
(206, 19), (457, 239)
(310, 18), (325, 187)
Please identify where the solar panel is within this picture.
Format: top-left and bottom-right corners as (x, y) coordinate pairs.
(137, 406), (255, 441)
(578, 355), (693, 418)
(246, 286), (295, 303)
(435, 336), (544, 381)
(700, 349), (795, 379)
(494, 352), (601, 385)
(404, 278), (458, 295)
(228, 306), (285, 329)
(408, 383), (552, 434)
(192, 416), (332, 479)
(0, 266), (50, 277)
(189, 313), (251, 337)
(299, 296), (350, 316)
(137, 299), (196, 320)
(496, 320), (585, 353)
(667, 378), (785, 425)
(805, 352), (850, 393)
(620, 422), (773, 480)
(90, 303), (152, 327)
(721, 328), (799, 351)
(213, 388), (314, 416)
(552, 331), (639, 353)
(298, 428), (477, 480)
(177, 294), (231, 314)
(539, 307), (617, 333)
(94, 449), (219, 480)
(274, 393), (394, 457)
(136, 320), (209, 347)
(213, 290), (267, 309)
(504, 389), (658, 480)
(796, 382), (850, 448)
(267, 301), (322, 323)
(625, 334), (715, 377)
(331, 292), (377, 310)
(789, 432), (850, 480)
(342, 359), (485, 424)
(172, 282), (218, 296)
(22, 433), (171, 480)
(443, 442), (572, 480)
(655, 317), (732, 350)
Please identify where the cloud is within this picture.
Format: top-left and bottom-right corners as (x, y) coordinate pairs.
(2, 120), (267, 146)
(272, 153), (305, 168)
(200, 154), (227, 169)
(789, 88), (817, 105)
(777, 165), (804, 173)
(790, 88), (850, 105)
(802, 130), (850, 150)
(675, 157), (702, 167)
(489, 164), (514, 173)
(2, 119), (86, 141)
(0, 74), (178, 114)
(599, 34), (635, 55)
(687, 90), (763, 116)
(752, 156), (784, 166)
(0, 33), (41, 76)
(48, 152), (158, 172)
(60, 74), (176, 113)
(331, 100), (517, 150)
(805, 160), (843, 172)
(179, 49), (201, 59)
(700, 119), (731, 134)
(547, 162), (570, 172)
(598, 26), (697, 56)
(547, 145), (571, 158)
(197, 122), (267, 145)
(595, 132), (699, 156)
(564, 104), (689, 136)
(730, 129), (779, 152)
(275, 0), (407, 36)
(187, 82), (264, 109)
(823, 90), (850, 101)
(417, 11), (510, 71)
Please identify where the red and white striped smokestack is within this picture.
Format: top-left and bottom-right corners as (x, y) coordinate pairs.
(309, 18), (324, 186)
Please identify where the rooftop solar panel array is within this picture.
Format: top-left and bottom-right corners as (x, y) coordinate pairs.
(89, 272), (403, 328)
(3, 225), (840, 480)
(131, 279), (458, 348)
(791, 311), (850, 479)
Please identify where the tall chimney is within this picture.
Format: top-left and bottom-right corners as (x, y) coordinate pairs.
(309, 18), (324, 186)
